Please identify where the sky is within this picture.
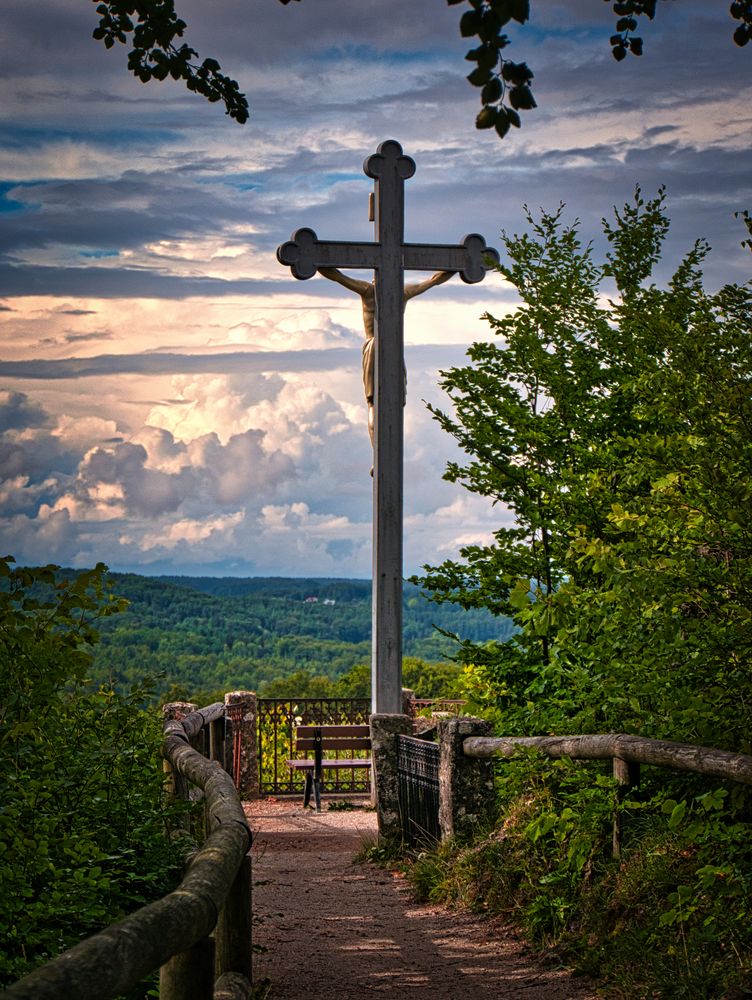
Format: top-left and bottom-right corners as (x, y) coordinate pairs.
(0, 0), (749, 578)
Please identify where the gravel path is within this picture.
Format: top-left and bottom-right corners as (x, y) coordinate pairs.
(248, 798), (601, 1000)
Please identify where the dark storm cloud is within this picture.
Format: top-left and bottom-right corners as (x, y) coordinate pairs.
(0, 170), (252, 257)
(0, 263), (278, 299)
(62, 330), (114, 344)
(39, 329), (115, 346)
(0, 344), (470, 380)
(0, 394), (80, 482)
(0, 390), (49, 431)
(0, 348), (355, 379)
(83, 440), (187, 516)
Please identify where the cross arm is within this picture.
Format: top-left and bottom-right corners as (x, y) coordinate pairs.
(403, 234), (499, 284)
(277, 228), (380, 279)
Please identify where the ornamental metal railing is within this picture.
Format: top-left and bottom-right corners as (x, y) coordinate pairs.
(258, 697), (371, 795)
(397, 734), (441, 845)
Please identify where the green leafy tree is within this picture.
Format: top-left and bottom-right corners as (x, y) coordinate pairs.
(410, 207), (752, 993)
(0, 558), (185, 987)
(90, 1), (750, 134)
(416, 192), (752, 748)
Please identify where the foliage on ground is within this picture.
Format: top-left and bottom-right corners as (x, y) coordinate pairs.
(412, 193), (752, 996)
(406, 758), (752, 998)
(0, 558), (189, 990)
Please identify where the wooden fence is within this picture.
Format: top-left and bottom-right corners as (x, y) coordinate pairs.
(463, 731), (752, 857)
(4, 702), (252, 1000)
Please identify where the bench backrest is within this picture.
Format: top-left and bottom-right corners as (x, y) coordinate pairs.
(294, 724), (371, 755)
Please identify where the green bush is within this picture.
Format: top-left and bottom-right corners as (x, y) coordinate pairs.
(404, 758), (752, 998)
(0, 558), (186, 988)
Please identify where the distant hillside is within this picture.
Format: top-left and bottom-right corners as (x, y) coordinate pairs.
(90, 572), (513, 699)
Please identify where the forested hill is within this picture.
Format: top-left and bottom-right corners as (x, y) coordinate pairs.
(91, 573), (513, 701)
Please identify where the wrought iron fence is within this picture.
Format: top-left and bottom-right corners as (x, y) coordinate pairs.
(397, 734), (441, 845)
(258, 697), (371, 795)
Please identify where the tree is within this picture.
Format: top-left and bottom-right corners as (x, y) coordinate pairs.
(414, 193), (752, 750)
(92, 1), (750, 135)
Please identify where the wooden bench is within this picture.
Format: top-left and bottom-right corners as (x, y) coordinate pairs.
(286, 724), (372, 811)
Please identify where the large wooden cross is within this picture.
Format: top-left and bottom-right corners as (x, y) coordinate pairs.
(277, 139), (498, 715)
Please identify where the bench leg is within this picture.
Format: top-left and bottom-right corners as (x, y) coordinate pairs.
(313, 776), (322, 812)
(303, 771), (313, 809)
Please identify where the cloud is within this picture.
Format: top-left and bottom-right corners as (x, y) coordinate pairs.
(220, 309), (360, 352)
(0, 262), (277, 299)
(0, 389), (49, 430)
(127, 511), (244, 552)
(0, 343), (479, 381)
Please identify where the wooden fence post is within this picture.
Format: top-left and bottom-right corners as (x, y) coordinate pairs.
(612, 757), (640, 859)
(209, 717), (225, 768)
(160, 937), (215, 1000)
(163, 702), (198, 804)
(214, 971), (253, 1000)
(214, 854), (252, 981)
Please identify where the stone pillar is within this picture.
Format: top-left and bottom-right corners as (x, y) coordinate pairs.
(437, 716), (495, 840)
(224, 691), (258, 800)
(370, 713), (413, 843)
(162, 701), (198, 722)
(401, 687), (415, 717)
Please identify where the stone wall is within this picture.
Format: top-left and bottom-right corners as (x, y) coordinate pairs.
(369, 712), (496, 845)
(369, 713), (413, 842)
(437, 716), (495, 839)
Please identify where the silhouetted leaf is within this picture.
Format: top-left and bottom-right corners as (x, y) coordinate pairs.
(460, 10), (483, 37)
(467, 43), (500, 70)
(482, 77), (503, 103)
(468, 65), (494, 86)
(476, 106), (498, 129)
(509, 84), (536, 110)
(494, 114), (511, 139)
(509, 0), (530, 24)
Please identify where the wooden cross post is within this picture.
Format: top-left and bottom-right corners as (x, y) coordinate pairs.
(277, 140), (498, 715)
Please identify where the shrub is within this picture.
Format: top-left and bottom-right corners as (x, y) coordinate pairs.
(0, 558), (186, 988)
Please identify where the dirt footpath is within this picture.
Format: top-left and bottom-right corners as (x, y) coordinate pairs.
(248, 798), (600, 1000)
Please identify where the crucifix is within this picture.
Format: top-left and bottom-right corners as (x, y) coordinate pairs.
(277, 139), (498, 715)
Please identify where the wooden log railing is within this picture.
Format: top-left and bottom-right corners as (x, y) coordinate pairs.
(3, 701), (253, 1000)
(462, 732), (752, 857)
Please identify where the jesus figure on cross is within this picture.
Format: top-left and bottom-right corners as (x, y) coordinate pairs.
(317, 267), (455, 447)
